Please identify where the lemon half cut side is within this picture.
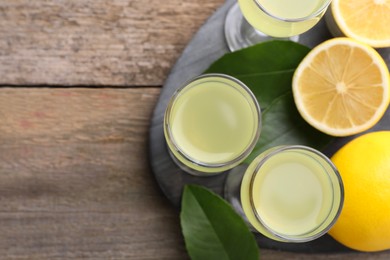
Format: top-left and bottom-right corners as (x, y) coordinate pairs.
(292, 37), (390, 137)
(329, 0), (390, 48)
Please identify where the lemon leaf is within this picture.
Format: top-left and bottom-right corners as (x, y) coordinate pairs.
(181, 185), (259, 260)
(206, 40), (310, 109)
(246, 92), (334, 162)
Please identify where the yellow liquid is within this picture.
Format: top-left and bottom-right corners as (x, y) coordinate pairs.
(241, 148), (340, 240)
(238, 0), (329, 37)
(165, 76), (259, 173)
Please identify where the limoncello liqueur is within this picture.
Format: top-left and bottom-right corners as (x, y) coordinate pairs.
(164, 74), (261, 175)
(240, 146), (343, 241)
(238, 0), (331, 37)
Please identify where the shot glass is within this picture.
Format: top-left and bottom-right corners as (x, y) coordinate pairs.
(164, 73), (261, 176)
(225, 0), (332, 51)
(225, 145), (344, 242)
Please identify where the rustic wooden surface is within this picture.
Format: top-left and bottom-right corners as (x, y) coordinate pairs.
(0, 0), (389, 259)
(0, 0), (222, 86)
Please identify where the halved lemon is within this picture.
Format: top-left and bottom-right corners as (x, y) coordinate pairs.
(292, 37), (390, 137)
(326, 0), (390, 48)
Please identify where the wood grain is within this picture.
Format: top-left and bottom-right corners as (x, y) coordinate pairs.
(0, 88), (191, 259)
(0, 0), (224, 86)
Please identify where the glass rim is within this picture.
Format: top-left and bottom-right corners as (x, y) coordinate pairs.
(164, 73), (262, 169)
(253, 0), (332, 23)
(248, 145), (344, 242)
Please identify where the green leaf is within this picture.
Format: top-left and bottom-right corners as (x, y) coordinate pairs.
(181, 185), (259, 260)
(245, 92), (334, 163)
(205, 41), (335, 162)
(205, 40), (311, 109)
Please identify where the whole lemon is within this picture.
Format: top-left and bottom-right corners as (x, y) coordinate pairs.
(329, 131), (390, 252)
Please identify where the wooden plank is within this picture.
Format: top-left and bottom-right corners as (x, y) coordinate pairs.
(0, 0), (224, 86)
(0, 88), (191, 259)
(0, 88), (389, 259)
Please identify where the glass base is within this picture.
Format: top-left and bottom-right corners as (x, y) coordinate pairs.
(167, 146), (225, 177)
(224, 164), (255, 231)
(224, 3), (299, 52)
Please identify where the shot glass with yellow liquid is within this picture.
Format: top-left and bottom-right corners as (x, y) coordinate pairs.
(225, 0), (332, 51)
(225, 145), (344, 242)
(164, 74), (261, 176)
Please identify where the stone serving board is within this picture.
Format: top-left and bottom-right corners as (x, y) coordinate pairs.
(149, 0), (390, 253)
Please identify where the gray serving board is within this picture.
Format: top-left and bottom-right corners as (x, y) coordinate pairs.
(149, 0), (390, 253)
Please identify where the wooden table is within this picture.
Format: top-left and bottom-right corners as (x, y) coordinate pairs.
(0, 1), (389, 259)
